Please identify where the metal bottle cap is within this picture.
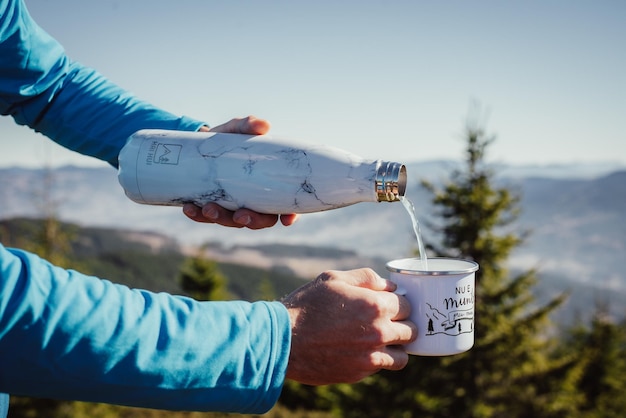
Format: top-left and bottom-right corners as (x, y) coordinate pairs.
(375, 161), (407, 202)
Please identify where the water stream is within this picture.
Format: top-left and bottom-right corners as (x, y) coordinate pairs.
(400, 196), (429, 269)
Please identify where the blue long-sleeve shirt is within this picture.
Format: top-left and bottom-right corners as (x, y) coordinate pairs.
(0, 0), (291, 414)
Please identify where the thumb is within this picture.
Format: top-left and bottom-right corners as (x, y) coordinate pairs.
(209, 116), (271, 135)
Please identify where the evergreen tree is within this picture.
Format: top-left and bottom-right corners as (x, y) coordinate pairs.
(2, 167), (77, 268)
(561, 309), (626, 418)
(256, 276), (278, 301)
(32, 165), (70, 266)
(179, 248), (230, 301)
(325, 112), (576, 417)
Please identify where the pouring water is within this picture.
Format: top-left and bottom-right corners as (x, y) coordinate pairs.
(400, 196), (428, 269)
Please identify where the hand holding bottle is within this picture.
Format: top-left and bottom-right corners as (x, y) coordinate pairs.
(118, 116), (406, 220)
(181, 116), (299, 229)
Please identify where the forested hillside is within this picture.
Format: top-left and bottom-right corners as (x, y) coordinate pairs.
(0, 218), (306, 301)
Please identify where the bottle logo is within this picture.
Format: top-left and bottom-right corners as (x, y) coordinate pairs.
(154, 143), (182, 165)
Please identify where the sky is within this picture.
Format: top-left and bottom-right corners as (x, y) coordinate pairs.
(1, 0), (625, 168)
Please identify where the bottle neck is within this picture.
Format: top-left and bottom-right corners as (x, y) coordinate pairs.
(375, 161), (407, 202)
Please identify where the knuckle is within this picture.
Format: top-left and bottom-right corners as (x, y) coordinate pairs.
(359, 267), (377, 278)
(370, 348), (409, 371)
(369, 350), (392, 369)
(370, 292), (392, 316)
(315, 271), (335, 283)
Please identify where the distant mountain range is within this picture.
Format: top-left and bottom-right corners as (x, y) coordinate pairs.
(1, 161), (625, 320)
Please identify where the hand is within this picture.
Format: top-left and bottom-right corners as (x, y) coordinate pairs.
(281, 268), (417, 385)
(182, 116), (299, 229)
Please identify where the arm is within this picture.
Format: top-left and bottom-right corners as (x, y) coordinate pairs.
(0, 0), (296, 228)
(0, 244), (415, 411)
(0, 0), (205, 167)
(0, 244), (290, 413)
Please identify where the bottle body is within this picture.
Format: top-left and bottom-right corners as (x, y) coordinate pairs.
(118, 129), (406, 214)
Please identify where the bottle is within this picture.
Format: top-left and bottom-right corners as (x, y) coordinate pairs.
(118, 129), (407, 214)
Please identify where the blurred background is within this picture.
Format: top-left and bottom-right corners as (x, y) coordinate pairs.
(2, 1), (625, 417)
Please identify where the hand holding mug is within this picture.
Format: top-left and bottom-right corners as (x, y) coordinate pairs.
(387, 258), (478, 356)
(281, 268), (417, 385)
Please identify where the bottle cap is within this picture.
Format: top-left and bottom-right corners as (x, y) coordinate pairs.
(375, 161), (407, 202)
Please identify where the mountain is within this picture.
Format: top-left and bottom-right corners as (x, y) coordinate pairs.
(511, 171), (626, 290)
(1, 162), (625, 320)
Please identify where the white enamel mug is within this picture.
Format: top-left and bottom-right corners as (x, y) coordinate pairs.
(387, 257), (479, 356)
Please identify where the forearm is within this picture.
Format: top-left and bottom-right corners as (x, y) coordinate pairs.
(25, 62), (206, 166)
(0, 245), (290, 413)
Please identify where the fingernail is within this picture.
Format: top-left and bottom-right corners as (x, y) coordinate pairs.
(183, 205), (198, 217)
(203, 206), (219, 220)
(235, 214), (251, 225)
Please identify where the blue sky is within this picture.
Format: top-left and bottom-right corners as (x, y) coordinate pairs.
(2, 0), (625, 168)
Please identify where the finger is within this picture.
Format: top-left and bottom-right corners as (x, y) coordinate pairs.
(395, 295), (412, 321)
(233, 208), (279, 229)
(183, 203), (216, 224)
(207, 118), (239, 133)
(209, 116), (271, 135)
(243, 115), (271, 134)
(279, 213), (300, 226)
(188, 203), (284, 230)
(381, 319), (417, 345)
(375, 346), (410, 371)
(201, 203), (244, 228)
(376, 292), (412, 322)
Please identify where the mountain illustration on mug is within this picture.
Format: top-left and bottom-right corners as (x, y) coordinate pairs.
(425, 302), (474, 336)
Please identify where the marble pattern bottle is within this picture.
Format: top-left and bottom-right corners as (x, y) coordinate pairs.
(118, 129), (407, 214)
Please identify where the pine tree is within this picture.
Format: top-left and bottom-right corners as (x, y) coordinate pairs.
(13, 166), (77, 268)
(561, 308), (626, 418)
(325, 112), (577, 417)
(179, 248), (230, 301)
(256, 276), (278, 301)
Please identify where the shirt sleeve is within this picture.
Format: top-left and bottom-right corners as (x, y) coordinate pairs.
(0, 0), (206, 167)
(0, 243), (291, 413)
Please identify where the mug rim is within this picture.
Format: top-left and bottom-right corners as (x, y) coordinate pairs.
(386, 257), (479, 276)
